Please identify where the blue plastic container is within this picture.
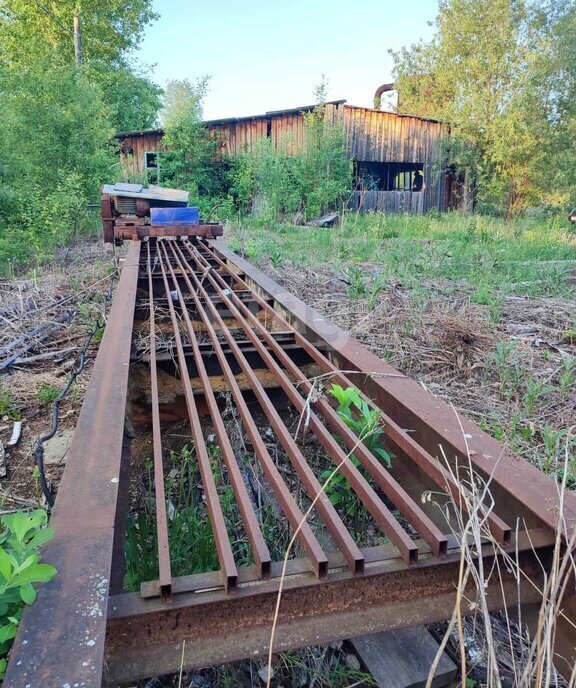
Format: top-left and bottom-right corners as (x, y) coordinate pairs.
(150, 207), (199, 226)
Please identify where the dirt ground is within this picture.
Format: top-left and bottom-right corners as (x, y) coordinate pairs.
(0, 238), (119, 507)
(256, 258), (576, 475)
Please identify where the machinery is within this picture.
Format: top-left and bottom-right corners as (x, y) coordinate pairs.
(101, 182), (223, 243)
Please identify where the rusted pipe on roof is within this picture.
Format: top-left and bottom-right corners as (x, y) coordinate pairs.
(373, 82), (395, 110)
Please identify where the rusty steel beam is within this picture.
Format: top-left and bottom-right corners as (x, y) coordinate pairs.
(176, 242), (420, 564)
(5, 242), (141, 688)
(187, 242), (449, 557)
(104, 539), (554, 684)
(146, 242), (173, 599)
(195, 242), (510, 545)
(163, 242), (346, 577)
(114, 224), (223, 241)
(151, 244), (239, 591)
(156, 243), (272, 581)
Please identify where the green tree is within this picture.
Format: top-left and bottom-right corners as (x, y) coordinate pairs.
(390, 0), (576, 214)
(0, 64), (115, 267)
(158, 78), (225, 209)
(0, 0), (162, 132)
(239, 105), (351, 221)
(0, 0), (157, 67)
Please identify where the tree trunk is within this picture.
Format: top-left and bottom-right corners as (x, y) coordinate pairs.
(73, 15), (83, 68)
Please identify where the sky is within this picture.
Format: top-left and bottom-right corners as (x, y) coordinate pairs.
(138, 0), (440, 121)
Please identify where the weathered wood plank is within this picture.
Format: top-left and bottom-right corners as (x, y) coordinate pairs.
(351, 627), (457, 688)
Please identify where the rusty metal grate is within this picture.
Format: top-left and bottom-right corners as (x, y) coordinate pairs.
(142, 237), (513, 599)
(6, 237), (575, 688)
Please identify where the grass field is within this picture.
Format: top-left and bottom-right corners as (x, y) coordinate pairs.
(227, 211), (576, 484)
(230, 211), (576, 305)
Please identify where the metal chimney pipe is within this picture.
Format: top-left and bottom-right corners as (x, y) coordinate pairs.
(373, 83), (395, 110)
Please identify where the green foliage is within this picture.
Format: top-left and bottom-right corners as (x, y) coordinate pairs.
(125, 444), (251, 591)
(329, 385), (392, 466)
(0, 0), (158, 68)
(157, 78), (221, 206)
(89, 61), (163, 132)
(0, 390), (19, 421)
(391, 0), (576, 213)
(36, 385), (60, 407)
(0, 0), (161, 271)
(0, 64), (115, 271)
(235, 105), (351, 221)
(231, 211), (576, 303)
(0, 510), (56, 679)
(321, 385), (393, 531)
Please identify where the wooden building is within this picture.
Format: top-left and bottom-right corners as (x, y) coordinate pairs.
(115, 100), (452, 213)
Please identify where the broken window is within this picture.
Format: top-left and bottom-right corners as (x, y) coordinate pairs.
(145, 151), (158, 183)
(354, 162), (424, 191)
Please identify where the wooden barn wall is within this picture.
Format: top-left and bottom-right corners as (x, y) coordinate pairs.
(341, 106), (447, 213)
(270, 113), (305, 154)
(119, 133), (163, 178)
(118, 104), (447, 212)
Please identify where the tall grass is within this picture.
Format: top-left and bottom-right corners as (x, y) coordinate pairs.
(228, 211), (576, 304)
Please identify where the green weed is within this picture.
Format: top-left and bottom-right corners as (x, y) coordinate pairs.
(523, 378), (555, 417)
(321, 384), (393, 538)
(558, 357), (575, 400)
(124, 443), (252, 592)
(36, 384), (60, 406)
(0, 391), (19, 420)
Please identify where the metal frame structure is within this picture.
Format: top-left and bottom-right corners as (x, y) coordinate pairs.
(5, 238), (576, 687)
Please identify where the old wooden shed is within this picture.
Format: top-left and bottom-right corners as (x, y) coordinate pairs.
(115, 100), (453, 213)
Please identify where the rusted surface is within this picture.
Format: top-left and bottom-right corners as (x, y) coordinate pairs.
(188, 242), (448, 558)
(114, 224), (224, 241)
(8, 236), (576, 687)
(146, 242), (172, 599)
(104, 540), (552, 683)
(5, 242), (140, 688)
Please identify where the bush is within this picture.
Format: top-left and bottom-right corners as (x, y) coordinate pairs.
(0, 510), (56, 678)
(234, 105), (352, 221)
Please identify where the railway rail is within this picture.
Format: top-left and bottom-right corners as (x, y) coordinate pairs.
(5, 236), (576, 686)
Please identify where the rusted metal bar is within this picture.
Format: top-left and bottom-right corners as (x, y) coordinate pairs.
(5, 242), (141, 688)
(173, 242), (418, 566)
(179, 242), (418, 564)
(10, 235), (576, 687)
(164, 242), (341, 577)
(104, 536), (554, 684)
(146, 243), (173, 599)
(114, 224), (223, 241)
(154, 243), (239, 591)
(190, 243), (448, 557)
(199, 242), (511, 545)
(157, 242), (272, 579)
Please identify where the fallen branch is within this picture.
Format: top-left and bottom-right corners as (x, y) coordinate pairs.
(11, 347), (77, 366)
(0, 311), (75, 372)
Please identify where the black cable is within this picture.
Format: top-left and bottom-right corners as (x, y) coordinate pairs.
(33, 277), (115, 507)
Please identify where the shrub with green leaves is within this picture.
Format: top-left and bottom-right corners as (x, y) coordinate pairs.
(0, 64), (115, 271)
(0, 510), (56, 678)
(321, 384), (393, 532)
(235, 105), (352, 221)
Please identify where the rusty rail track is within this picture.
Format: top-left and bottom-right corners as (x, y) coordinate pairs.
(5, 237), (576, 687)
